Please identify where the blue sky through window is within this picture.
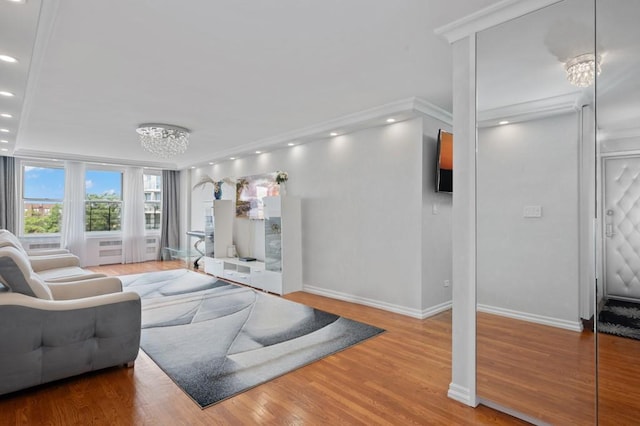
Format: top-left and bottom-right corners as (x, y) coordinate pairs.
(23, 167), (65, 199)
(86, 170), (122, 197)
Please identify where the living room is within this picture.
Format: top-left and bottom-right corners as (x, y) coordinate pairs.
(1, 0), (639, 424)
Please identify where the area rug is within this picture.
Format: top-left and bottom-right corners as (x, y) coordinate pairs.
(120, 269), (384, 408)
(598, 298), (640, 340)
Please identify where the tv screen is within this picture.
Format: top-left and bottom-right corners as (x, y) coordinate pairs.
(436, 129), (453, 193)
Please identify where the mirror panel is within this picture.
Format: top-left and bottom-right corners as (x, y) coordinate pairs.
(596, 1), (640, 424)
(476, 0), (596, 423)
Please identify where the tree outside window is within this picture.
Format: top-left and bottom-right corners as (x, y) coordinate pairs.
(85, 170), (123, 232)
(22, 166), (64, 234)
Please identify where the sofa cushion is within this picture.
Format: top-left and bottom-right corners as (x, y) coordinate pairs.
(0, 248), (52, 300)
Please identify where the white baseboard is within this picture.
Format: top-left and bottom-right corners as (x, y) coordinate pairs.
(477, 304), (583, 332)
(447, 383), (477, 407)
(303, 285), (451, 319)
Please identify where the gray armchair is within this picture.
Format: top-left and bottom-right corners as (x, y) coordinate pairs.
(0, 246), (141, 396)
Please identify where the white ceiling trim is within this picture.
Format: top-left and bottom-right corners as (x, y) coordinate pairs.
(477, 92), (586, 127)
(180, 97), (452, 169)
(13, 148), (174, 170)
(15, 0), (59, 154)
(598, 127), (640, 143)
(14, 96), (451, 170)
(434, 0), (563, 44)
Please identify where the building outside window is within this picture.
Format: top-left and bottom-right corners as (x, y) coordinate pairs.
(85, 170), (122, 232)
(144, 173), (162, 230)
(22, 165), (64, 234)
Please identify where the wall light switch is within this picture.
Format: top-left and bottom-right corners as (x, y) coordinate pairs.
(523, 205), (542, 218)
(432, 203), (439, 215)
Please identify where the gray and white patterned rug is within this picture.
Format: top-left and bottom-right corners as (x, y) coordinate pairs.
(120, 269), (384, 408)
(598, 298), (640, 340)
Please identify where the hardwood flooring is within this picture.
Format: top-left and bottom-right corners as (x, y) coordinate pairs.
(0, 261), (525, 425)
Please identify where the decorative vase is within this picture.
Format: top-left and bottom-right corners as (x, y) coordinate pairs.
(279, 182), (286, 196)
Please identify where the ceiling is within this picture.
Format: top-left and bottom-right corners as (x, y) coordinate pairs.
(0, 0), (502, 169)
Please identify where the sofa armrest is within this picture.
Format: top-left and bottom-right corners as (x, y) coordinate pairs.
(43, 273), (107, 283)
(29, 254), (80, 272)
(47, 277), (123, 300)
(27, 249), (70, 256)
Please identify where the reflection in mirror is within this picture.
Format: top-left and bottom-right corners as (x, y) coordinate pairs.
(596, 1), (640, 424)
(475, 0), (596, 423)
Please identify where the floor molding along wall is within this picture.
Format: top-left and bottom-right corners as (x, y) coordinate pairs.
(448, 383), (477, 407)
(477, 304), (583, 332)
(303, 285), (451, 319)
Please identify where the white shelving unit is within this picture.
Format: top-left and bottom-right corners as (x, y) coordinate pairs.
(204, 200), (234, 259)
(203, 195), (302, 295)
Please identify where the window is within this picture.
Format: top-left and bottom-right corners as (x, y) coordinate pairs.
(85, 170), (122, 232)
(144, 173), (162, 230)
(22, 165), (65, 234)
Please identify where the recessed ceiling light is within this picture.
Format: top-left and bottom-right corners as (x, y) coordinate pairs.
(0, 91), (14, 97)
(0, 140), (8, 143)
(0, 55), (17, 63)
(230, 157), (236, 160)
(255, 151), (262, 154)
(208, 162), (214, 165)
(0, 129), (9, 133)
(0, 148), (8, 152)
(0, 113), (12, 118)
(499, 120), (510, 125)
(190, 166), (196, 169)
(330, 132), (338, 137)
(287, 143), (295, 146)
(7, 0), (26, 3)
(386, 118), (396, 123)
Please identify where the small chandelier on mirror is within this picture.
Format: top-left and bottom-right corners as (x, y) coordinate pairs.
(136, 123), (190, 158)
(564, 53), (601, 88)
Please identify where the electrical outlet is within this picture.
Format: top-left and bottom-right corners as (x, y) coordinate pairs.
(444, 279), (450, 287)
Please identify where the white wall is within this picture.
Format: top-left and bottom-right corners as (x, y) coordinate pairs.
(422, 116), (453, 311)
(476, 112), (581, 324)
(186, 116), (451, 315)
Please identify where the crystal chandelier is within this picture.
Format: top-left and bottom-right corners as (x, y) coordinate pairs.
(136, 123), (190, 158)
(564, 53), (601, 88)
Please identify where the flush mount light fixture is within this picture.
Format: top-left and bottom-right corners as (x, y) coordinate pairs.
(0, 55), (17, 63)
(0, 113), (12, 118)
(287, 142), (295, 146)
(499, 120), (510, 125)
(0, 140), (8, 143)
(136, 123), (189, 158)
(0, 91), (14, 97)
(330, 132), (338, 137)
(0, 128), (9, 133)
(565, 53), (601, 88)
(386, 118), (396, 123)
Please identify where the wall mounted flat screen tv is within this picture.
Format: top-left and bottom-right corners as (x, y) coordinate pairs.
(436, 129), (453, 193)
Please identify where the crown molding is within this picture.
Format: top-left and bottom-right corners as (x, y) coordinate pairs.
(477, 92), (587, 127)
(16, 0), (60, 153)
(434, 0), (563, 44)
(12, 149), (176, 170)
(598, 127), (640, 142)
(177, 97), (452, 169)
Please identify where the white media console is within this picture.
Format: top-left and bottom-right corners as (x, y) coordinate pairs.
(203, 195), (302, 295)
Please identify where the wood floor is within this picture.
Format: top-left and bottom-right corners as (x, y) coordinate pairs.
(0, 261), (526, 425)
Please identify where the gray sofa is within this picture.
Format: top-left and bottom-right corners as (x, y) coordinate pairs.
(0, 230), (106, 282)
(0, 246), (141, 396)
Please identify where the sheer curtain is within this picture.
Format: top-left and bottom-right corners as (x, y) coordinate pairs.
(159, 170), (180, 259)
(61, 161), (86, 263)
(122, 167), (146, 263)
(0, 156), (16, 233)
